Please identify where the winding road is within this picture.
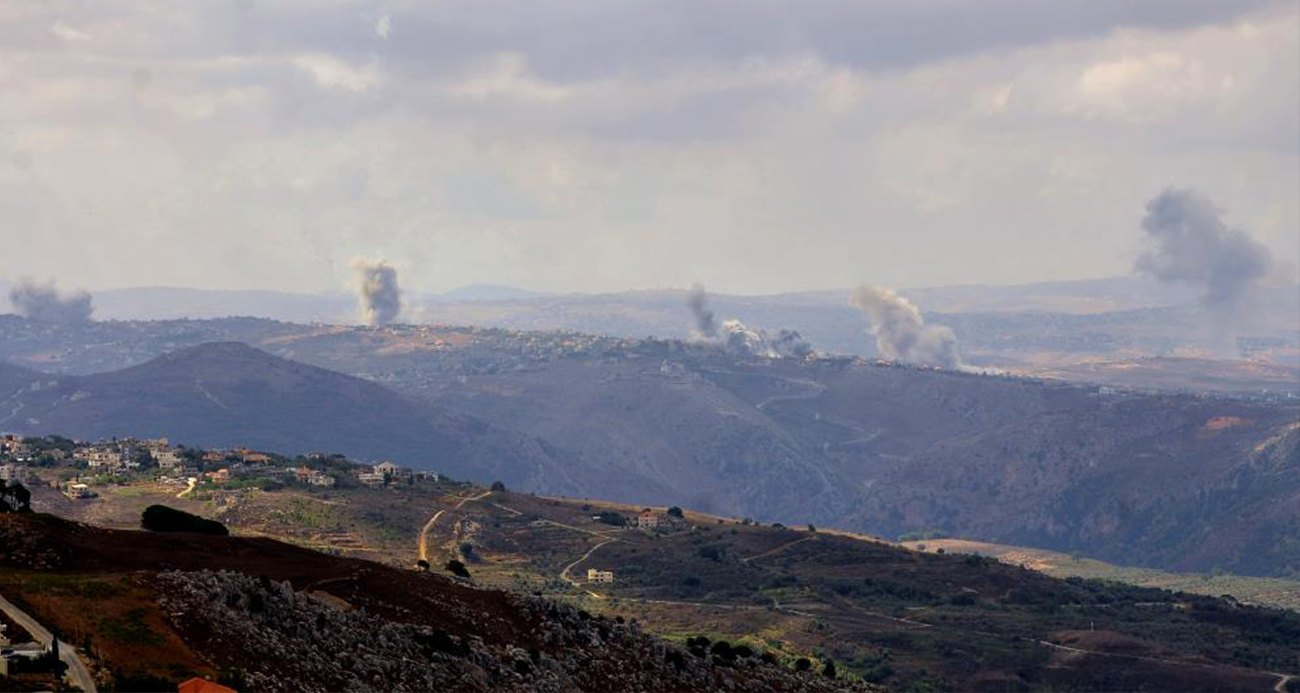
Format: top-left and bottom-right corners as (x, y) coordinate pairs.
(0, 593), (97, 692)
(416, 490), (492, 563)
(175, 477), (197, 499)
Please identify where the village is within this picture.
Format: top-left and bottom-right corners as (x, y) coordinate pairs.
(0, 432), (444, 502)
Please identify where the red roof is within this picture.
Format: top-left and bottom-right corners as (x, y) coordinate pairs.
(178, 678), (238, 693)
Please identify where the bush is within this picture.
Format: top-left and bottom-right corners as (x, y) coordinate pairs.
(140, 505), (228, 536)
(490, 480), (507, 492)
(794, 658), (812, 672)
(823, 660), (837, 679)
(667, 506), (683, 518)
(594, 511), (627, 527)
(445, 559), (471, 578)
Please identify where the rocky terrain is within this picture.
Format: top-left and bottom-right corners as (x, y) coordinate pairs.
(158, 570), (862, 693)
(0, 511), (868, 692)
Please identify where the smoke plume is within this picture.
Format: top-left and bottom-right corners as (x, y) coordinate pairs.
(685, 285), (812, 359)
(686, 283), (717, 339)
(351, 258), (402, 326)
(8, 279), (93, 323)
(851, 286), (962, 369)
(1134, 188), (1273, 353)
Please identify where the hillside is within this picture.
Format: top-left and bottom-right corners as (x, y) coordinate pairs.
(20, 471), (1299, 692)
(400, 348), (1300, 577)
(0, 511), (864, 692)
(4, 333), (1297, 577)
(0, 343), (626, 496)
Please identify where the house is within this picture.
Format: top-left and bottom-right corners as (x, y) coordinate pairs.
(0, 464), (28, 484)
(357, 470), (385, 486)
(587, 568), (615, 584)
(637, 510), (662, 530)
(414, 470), (442, 482)
(294, 466), (314, 482)
(373, 461), (401, 476)
(78, 447), (124, 469)
(63, 483), (97, 500)
(202, 450), (227, 463)
(155, 450), (183, 470)
(307, 471), (336, 487)
(204, 468), (231, 483)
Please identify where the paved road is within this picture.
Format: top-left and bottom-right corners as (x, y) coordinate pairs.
(417, 490), (491, 563)
(0, 593), (97, 692)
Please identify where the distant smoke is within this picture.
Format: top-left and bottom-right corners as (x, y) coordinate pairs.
(8, 279), (93, 323)
(351, 258), (402, 326)
(1135, 188), (1273, 354)
(686, 285), (812, 359)
(686, 284), (717, 339)
(851, 286), (962, 369)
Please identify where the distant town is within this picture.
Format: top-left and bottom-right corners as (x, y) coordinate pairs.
(0, 432), (445, 501)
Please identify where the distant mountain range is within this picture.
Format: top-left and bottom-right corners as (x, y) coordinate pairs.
(0, 342), (631, 497)
(3, 337), (1296, 578)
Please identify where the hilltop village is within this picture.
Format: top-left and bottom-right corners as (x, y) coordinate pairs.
(0, 433), (443, 502)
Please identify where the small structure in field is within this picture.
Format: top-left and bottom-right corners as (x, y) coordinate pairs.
(587, 568), (614, 584)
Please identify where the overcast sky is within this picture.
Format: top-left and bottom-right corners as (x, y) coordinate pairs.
(1, 0), (1296, 296)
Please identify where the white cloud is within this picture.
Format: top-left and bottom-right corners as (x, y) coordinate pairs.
(0, 1), (1294, 296)
(292, 53), (385, 92)
(50, 21), (90, 42)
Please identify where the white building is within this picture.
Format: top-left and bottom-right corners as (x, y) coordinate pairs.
(0, 463), (28, 484)
(587, 568), (615, 584)
(155, 450), (183, 470)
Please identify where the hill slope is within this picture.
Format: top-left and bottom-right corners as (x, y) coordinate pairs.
(0, 511), (863, 692)
(0, 342), (620, 495)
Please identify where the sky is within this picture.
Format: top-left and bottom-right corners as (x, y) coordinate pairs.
(0, 0), (1297, 296)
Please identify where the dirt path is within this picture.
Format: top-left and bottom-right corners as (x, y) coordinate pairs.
(755, 377), (826, 411)
(560, 538), (617, 598)
(740, 535), (815, 563)
(175, 477), (197, 499)
(1274, 674), (1294, 693)
(416, 490), (491, 563)
(0, 593), (97, 692)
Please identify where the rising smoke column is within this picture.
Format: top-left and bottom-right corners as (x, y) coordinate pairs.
(1134, 188), (1274, 354)
(685, 284), (812, 358)
(350, 258), (402, 326)
(8, 279), (93, 323)
(686, 283), (718, 339)
(851, 286), (962, 369)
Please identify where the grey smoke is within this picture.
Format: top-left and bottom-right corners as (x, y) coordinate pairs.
(851, 286), (962, 369)
(1135, 188), (1273, 350)
(686, 283), (717, 339)
(351, 258), (402, 326)
(8, 279), (93, 323)
(686, 285), (812, 359)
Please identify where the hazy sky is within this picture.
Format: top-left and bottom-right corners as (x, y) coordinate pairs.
(1, 0), (1297, 296)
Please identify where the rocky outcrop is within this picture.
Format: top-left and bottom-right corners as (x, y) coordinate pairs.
(157, 570), (868, 693)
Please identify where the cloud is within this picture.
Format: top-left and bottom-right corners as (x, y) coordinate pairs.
(0, 1), (1294, 296)
(292, 54), (385, 92)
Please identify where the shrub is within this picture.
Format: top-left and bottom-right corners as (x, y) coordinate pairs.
(794, 658), (812, 672)
(667, 506), (683, 518)
(140, 505), (228, 536)
(445, 559), (471, 578)
(823, 660), (837, 679)
(490, 480), (507, 492)
(594, 511), (627, 527)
